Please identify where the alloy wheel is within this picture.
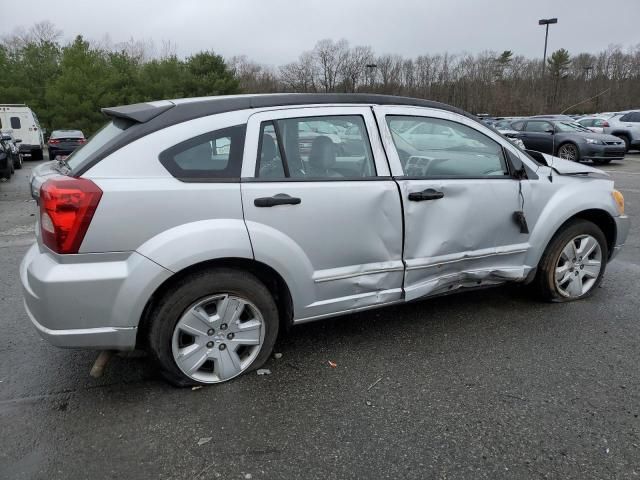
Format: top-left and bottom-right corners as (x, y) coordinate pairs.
(554, 234), (602, 298)
(171, 294), (265, 383)
(558, 144), (578, 161)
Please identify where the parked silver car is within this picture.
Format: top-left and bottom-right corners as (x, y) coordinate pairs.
(21, 94), (629, 386)
(605, 111), (640, 151)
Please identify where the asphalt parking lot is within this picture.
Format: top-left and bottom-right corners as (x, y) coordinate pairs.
(1, 153), (639, 479)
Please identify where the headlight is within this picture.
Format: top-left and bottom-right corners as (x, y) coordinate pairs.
(612, 190), (624, 215)
(585, 138), (602, 144)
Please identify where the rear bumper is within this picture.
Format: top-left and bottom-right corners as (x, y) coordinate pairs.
(610, 215), (630, 260)
(20, 243), (172, 350)
(18, 144), (41, 155)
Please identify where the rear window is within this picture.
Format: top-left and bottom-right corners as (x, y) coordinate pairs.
(10, 117), (21, 129)
(159, 124), (246, 181)
(67, 121), (129, 170)
(51, 130), (84, 139)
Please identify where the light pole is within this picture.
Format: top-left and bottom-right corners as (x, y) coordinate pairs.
(366, 64), (377, 91)
(539, 18), (558, 76)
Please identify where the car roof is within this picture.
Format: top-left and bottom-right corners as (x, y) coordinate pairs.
(101, 93), (475, 127)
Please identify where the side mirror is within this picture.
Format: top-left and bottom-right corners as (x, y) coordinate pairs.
(544, 127), (555, 134)
(15, 138), (22, 143)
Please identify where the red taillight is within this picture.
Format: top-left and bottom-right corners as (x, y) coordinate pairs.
(78, 138), (87, 144)
(48, 139), (60, 144)
(40, 178), (102, 254)
(602, 121), (610, 127)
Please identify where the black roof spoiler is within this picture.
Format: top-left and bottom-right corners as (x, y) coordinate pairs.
(101, 102), (174, 123)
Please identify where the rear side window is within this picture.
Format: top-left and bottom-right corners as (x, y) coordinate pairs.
(510, 120), (524, 131)
(159, 124), (245, 181)
(10, 117), (21, 129)
(254, 115), (376, 180)
(620, 112), (640, 122)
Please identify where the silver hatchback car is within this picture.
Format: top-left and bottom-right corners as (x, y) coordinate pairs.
(21, 94), (629, 386)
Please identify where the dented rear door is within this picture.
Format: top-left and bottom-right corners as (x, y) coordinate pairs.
(374, 106), (530, 300)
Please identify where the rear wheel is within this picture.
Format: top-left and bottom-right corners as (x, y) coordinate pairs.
(534, 219), (607, 302)
(147, 268), (279, 387)
(557, 143), (580, 162)
(14, 154), (23, 169)
(32, 148), (43, 160)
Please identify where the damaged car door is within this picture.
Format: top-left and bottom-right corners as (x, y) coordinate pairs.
(375, 106), (531, 300)
(241, 106), (404, 321)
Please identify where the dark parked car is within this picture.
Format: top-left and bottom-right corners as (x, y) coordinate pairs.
(47, 129), (86, 160)
(1, 130), (24, 170)
(0, 135), (13, 180)
(510, 119), (626, 164)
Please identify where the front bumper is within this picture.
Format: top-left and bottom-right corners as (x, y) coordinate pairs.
(20, 243), (172, 349)
(610, 215), (630, 260)
(579, 143), (626, 161)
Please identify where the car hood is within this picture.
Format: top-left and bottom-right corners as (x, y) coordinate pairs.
(564, 131), (622, 142)
(539, 153), (609, 176)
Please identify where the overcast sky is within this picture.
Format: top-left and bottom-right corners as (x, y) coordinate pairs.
(3, 0), (639, 64)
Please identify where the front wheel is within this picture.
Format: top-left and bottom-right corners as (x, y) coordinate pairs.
(147, 268), (279, 386)
(14, 155), (23, 169)
(534, 219), (608, 302)
(557, 143), (580, 162)
(615, 135), (630, 152)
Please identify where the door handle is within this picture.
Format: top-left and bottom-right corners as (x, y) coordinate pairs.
(408, 188), (444, 201)
(254, 193), (302, 207)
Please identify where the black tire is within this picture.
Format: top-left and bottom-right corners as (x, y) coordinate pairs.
(533, 219), (608, 302)
(32, 148), (43, 160)
(615, 135), (630, 153)
(592, 159), (612, 165)
(556, 143), (580, 162)
(147, 268), (279, 387)
(14, 155), (23, 169)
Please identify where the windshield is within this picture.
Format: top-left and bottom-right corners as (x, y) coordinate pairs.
(66, 120), (129, 170)
(555, 122), (591, 133)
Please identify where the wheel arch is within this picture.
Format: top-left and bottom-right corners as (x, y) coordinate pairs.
(136, 257), (294, 349)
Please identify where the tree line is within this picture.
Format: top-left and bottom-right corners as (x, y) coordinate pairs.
(1, 22), (639, 136)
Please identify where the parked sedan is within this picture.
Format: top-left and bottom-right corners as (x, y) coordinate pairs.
(1, 130), (23, 170)
(0, 134), (13, 179)
(22, 94), (629, 386)
(576, 117), (610, 134)
(47, 129), (86, 160)
(510, 119), (626, 164)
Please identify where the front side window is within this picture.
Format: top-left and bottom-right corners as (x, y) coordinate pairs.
(10, 117), (21, 129)
(255, 115), (376, 179)
(525, 121), (553, 133)
(386, 116), (509, 178)
(159, 124), (245, 180)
